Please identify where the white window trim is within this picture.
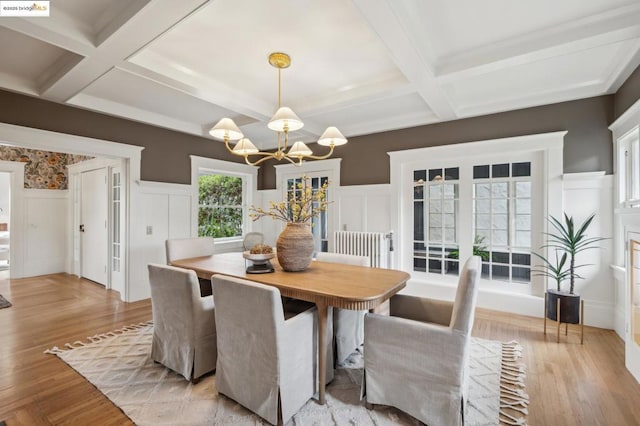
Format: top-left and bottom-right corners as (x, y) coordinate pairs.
(389, 131), (565, 297)
(190, 156), (258, 250)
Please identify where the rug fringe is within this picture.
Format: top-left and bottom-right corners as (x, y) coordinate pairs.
(44, 320), (153, 354)
(499, 341), (529, 426)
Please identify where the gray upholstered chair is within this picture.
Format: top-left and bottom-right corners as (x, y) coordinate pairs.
(212, 274), (333, 425)
(363, 256), (481, 426)
(165, 237), (214, 296)
(148, 263), (217, 382)
(315, 252), (370, 365)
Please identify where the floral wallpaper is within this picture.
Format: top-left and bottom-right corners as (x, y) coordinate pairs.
(0, 146), (93, 190)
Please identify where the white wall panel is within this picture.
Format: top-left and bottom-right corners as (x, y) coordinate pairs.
(168, 194), (191, 239)
(338, 184), (391, 233)
(131, 182), (193, 300)
(23, 190), (67, 276)
(563, 173), (614, 329)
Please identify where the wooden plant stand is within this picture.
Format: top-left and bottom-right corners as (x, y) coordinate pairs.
(544, 292), (585, 344)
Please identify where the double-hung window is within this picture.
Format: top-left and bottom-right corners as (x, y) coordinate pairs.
(198, 173), (244, 238)
(191, 156), (257, 244)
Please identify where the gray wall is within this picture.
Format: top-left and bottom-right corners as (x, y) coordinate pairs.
(260, 96), (615, 189)
(0, 89), (249, 185)
(615, 63), (640, 120)
(0, 86), (633, 190)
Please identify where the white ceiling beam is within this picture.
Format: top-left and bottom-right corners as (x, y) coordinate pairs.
(68, 93), (206, 137)
(118, 60), (274, 123)
(0, 17), (94, 57)
(436, 3), (640, 84)
(351, 0), (457, 121)
(39, 0), (210, 102)
(0, 71), (38, 96)
(456, 80), (607, 118)
(338, 111), (440, 138)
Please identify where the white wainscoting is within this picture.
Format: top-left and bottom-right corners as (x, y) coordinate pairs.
(562, 173), (614, 329)
(23, 189), (68, 277)
(338, 184), (392, 233)
(133, 181), (193, 301)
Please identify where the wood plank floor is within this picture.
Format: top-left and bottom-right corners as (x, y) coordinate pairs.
(1, 271), (640, 425)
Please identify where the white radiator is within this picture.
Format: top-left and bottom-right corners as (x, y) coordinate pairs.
(334, 231), (393, 268)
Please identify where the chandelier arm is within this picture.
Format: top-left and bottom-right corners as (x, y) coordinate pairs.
(244, 153), (278, 167)
(298, 144), (335, 160)
(282, 155), (298, 165)
(223, 136), (234, 154)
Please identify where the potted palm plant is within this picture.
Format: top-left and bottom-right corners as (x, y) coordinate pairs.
(534, 213), (604, 324)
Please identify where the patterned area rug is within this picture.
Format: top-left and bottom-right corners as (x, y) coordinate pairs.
(0, 294), (11, 309)
(46, 322), (528, 425)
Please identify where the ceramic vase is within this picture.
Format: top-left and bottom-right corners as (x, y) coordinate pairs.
(276, 222), (314, 272)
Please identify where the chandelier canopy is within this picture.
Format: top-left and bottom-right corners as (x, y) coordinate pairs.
(209, 52), (347, 166)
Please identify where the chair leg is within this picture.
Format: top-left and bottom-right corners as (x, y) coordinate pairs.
(191, 376), (200, 385)
(365, 402), (374, 410)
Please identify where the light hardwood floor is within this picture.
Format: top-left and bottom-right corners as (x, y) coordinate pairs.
(1, 272), (640, 425)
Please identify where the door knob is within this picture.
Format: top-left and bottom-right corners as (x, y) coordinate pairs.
(80, 224), (85, 232)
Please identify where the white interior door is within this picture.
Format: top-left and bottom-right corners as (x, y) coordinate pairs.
(81, 168), (108, 286)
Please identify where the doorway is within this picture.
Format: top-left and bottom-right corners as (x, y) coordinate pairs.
(80, 168), (109, 286)
(0, 172), (9, 272)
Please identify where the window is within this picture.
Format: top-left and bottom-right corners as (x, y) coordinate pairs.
(191, 156), (257, 245)
(287, 175), (329, 253)
(394, 132), (563, 294)
(276, 159), (340, 254)
(198, 173), (244, 238)
(619, 129), (640, 208)
(413, 167), (459, 275)
(472, 162), (531, 283)
(112, 170), (121, 272)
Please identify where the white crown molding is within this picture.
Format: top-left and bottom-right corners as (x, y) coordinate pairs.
(605, 42), (640, 93)
(436, 3), (640, 84)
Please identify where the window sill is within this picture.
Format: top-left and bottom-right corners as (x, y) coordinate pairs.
(408, 270), (534, 296)
(213, 238), (244, 253)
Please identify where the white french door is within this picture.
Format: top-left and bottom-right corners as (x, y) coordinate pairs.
(80, 168), (108, 286)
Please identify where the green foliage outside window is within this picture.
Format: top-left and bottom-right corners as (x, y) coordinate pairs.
(198, 174), (243, 238)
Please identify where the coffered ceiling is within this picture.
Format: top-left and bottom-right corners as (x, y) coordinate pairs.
(1, 0), (639, 149)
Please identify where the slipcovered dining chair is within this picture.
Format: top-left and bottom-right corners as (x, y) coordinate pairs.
(148, 263), (217, 383)
(315, 252), (370, 365)
(212, 274), (333, 425)
(165, 237), (214, 296)
(363, 256), (481, 426)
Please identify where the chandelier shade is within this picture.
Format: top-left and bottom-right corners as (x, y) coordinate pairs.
(210, 52), (347, 166)
(288, 141), (313, 157)
(317, 126), (347, 146)
(209, 117), (243, 141)
(268, 107), (304, 132)
(232, 138), (259, 155)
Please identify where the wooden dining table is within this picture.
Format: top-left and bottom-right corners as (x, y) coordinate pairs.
(170, 251), (410, 404)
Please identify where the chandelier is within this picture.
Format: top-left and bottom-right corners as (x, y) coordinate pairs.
(209, 52), (348, 166)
